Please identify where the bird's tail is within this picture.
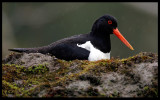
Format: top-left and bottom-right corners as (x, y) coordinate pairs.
(8, 48), (41, 53)
(8, 48), (29, 52)
(8, 44), (52, 55)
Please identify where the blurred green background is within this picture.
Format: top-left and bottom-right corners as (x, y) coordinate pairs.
(2, 2), (158, 59)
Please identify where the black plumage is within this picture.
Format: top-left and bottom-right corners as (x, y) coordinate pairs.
(9, 14), (119, 61)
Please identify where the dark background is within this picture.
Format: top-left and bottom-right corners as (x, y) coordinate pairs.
(2, 2), (158, 59)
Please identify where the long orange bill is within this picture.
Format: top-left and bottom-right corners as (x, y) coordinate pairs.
(113, 28), (134, 50)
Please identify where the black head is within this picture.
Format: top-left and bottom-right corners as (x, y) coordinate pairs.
(91, 14), (118, 37)
(91, 14), (134, 51)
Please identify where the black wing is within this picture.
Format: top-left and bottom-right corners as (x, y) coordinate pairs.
(48, 34), (91, 60)
(9, 33), (91, 60)
(49, 43), (90, 60)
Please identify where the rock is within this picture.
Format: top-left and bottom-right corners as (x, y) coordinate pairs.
(2, 52), (158, 97)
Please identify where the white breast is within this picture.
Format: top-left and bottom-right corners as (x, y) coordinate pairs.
(77, 41), (110, 61)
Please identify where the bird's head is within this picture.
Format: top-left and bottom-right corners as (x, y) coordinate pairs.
(92, 14), (118, 34)
(91, 14), (134, 50)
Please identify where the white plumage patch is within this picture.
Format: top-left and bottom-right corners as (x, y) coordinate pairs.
(77, 41), (110, 61)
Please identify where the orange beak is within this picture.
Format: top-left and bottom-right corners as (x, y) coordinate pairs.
(113, 28), (134, 50)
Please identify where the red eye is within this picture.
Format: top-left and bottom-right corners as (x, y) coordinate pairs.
(108, 20), (112, 24)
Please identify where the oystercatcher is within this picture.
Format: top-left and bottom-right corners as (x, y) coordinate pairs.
(9, 14), (134, 61)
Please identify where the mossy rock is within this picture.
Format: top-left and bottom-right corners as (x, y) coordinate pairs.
(2, 52), (158, 97)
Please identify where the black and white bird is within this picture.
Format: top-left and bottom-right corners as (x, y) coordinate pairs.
(9, 14), (134, 61)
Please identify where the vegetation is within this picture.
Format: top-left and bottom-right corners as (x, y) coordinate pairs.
(2, 52), (158, 97)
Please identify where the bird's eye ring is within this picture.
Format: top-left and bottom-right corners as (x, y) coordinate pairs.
(108, 20), (112, 24)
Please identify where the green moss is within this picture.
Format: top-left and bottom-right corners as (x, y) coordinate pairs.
(86, 87), (100, 96)
(2, 52), (158, 97)
(26, 64), (49, 74)
(109, 94), (113, 98)
(79, 75), (101, 86)
(2, 63), (51, 97)
(143, 86), (149, 91)
(2, 80), (23, 97)
(137, 86), (158, 97)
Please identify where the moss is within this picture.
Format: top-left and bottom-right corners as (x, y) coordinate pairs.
(79, 75), (101, 86)
(108, 91), (120, 98)
(2, 80), (19, 96)
(86, 87), (100, 96)
(25, 64), (49, 74)
(143, 86), (149, 91)
(137, 86), (158, 97)
(2, 52), (158, 97)
(2, 63), (51, 97)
